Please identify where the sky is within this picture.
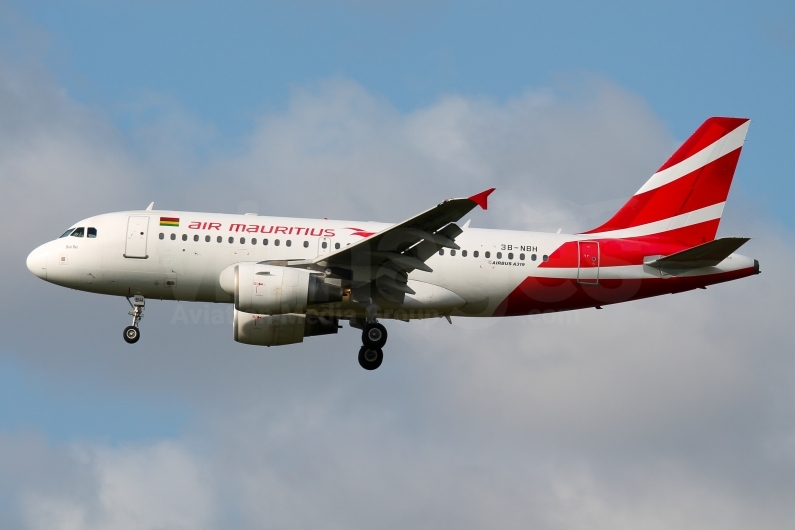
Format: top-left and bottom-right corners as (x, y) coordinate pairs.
(1, 1), (794, 528)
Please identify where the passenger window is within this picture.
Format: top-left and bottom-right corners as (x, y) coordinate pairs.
(542, 255), (549, 262)
(205, 235), (211, 242)
(496, 252), (502, 259)
(159, 233), (165, 240)
(303, 241), (309, 248)
(182, 234), (187, 241)
(519, 253), (525, 260)
(194, 235), (199, 242)
(87, 227), (97, 238)
(286, 240), (291, 247)
(439, 249), (444, 256)
(451, 249), (456, 256)
(263, 239), (269, 245)
(485, 251), (490, 258)
(322, 242), (328, 249)
(474, 251), (479, 258)
(335, 242), (340, 249)
(170, 233), (176, 240)
(71, 227), (85, 238)
(59, 228), (75, 238)
(508, 253), (513, 260)
(252, 238), (257, 245)
(240, 237), (245, 244)
(217, 236), (222, 243)
(228, 237), (234, 244)
(462, 250), (467, 257)
(531, 254), (536, 261)
(275, 239), (280, 246)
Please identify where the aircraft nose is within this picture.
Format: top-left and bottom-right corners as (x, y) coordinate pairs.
(26, 244), (48, 280)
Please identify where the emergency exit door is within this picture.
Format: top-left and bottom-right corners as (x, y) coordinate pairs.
(124, 216), (150, 259)
(577, 241), (599, 285)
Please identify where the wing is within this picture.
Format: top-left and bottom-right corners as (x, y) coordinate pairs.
(312, 188), (494, 303)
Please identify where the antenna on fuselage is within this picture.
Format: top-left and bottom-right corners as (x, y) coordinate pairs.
(146, 202), (154, 211)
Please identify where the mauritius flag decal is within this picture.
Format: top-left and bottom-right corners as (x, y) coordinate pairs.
(160, 216), (179, 227)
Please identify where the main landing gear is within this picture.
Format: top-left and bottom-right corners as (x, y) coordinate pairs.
(123, 295), (145, 344)
(358, 321), (387, 370)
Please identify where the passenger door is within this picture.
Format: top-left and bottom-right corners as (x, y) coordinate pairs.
(124, 216), (150, 259)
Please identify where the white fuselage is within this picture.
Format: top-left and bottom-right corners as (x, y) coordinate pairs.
(26, 210), (757, 320)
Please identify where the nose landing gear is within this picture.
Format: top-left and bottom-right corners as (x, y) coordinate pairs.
(358, 321), (388, 370)
(123, 325), (140, 344)
(123, 295), (145, 344)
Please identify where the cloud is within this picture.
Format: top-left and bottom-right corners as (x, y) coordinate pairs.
(15, 440), (216, 530)
(1, 52), (793, 529)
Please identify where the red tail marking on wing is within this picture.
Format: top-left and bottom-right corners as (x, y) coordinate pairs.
(468, 188), (496, 210)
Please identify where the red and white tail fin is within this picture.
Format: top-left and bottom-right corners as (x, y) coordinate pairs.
(584, 117), (750, 246)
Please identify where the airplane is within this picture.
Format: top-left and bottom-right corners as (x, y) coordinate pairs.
(26, 117), (759, 370)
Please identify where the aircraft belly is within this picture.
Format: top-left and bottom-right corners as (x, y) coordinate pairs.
(401, 280), (466, 313)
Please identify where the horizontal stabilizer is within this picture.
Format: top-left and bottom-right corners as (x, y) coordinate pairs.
(646, 237), (750, 270)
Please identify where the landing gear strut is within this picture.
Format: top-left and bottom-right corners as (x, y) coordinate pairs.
(123, 295), (145, 344)
(357, 317), (388, 370)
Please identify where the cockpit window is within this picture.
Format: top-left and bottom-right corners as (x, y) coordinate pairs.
(87, 227), (97, 238)
(59, 228), (75, 238)
(70, 227), (85, 238)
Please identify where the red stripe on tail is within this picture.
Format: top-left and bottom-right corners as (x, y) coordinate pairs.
(584, 117), (749, 241)
(657, 117), (748, 172)
(588, 148), (741, 233)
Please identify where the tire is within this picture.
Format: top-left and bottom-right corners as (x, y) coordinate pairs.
(123, 326), (140, 344)
(362, 322), (387, 349)
(358, 346), (383, 370)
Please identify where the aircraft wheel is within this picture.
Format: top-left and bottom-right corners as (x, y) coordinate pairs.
(123, 326), (140, 344)
(362, 322), (387, 349)
(358, 346), (383, 370)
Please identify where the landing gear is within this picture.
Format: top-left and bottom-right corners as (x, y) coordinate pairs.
(362, 322), (387, 349)
(355, 318), (387, 370)
(358, 345), (383, 370)
(123, 326), (140, 344)
(124, 294), (145, 344)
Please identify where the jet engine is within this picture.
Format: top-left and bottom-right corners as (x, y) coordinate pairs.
(233, 309), (340, 346)
(220, 263), (342, 315)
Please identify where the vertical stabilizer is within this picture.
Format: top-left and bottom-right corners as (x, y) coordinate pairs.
(584, 117), (750, 246)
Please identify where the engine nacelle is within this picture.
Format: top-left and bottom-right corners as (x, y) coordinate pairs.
(220, 263), (342, 315)
(233, 309), (339, 346)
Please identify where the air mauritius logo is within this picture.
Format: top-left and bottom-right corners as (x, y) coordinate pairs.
(160, 217), (179, 227)
(345, 227), (375, 238)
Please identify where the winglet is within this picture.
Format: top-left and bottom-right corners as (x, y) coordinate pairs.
(468, 188), (495, 210)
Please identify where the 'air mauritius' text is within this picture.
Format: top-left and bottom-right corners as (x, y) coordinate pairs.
(187, 221), (335, 237)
